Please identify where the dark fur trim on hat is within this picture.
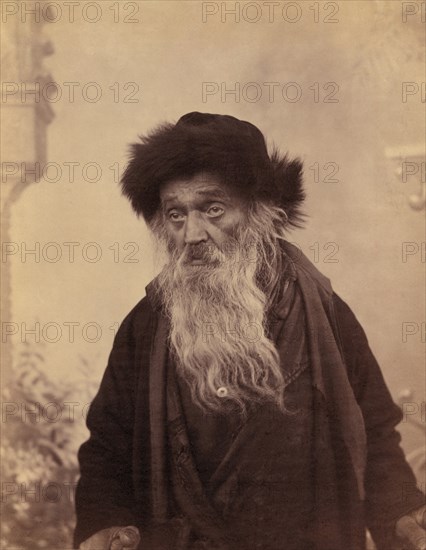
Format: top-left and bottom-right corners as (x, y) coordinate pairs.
(121, 113), (305, 228)
(269, 148), (305, 228)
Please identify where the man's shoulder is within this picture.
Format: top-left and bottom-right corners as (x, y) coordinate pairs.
(124, 294), (153, 319)
(330, 292), (372, 364)
(116, 290), (158, 341)
(332, 293), (365, 334)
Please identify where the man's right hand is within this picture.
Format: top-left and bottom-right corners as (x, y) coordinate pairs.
(79, 525), (140, 550)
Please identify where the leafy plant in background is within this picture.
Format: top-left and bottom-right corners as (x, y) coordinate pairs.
(1, 342), (100, 549)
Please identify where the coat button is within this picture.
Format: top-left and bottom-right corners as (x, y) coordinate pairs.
(216, 386), (228, 398)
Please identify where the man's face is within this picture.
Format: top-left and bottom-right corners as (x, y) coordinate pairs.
(159, 173), (247, 264)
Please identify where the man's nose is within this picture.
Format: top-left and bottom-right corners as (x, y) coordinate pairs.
(184, 211), (208, 244)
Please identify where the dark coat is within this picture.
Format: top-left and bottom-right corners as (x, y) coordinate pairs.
(74, 245), (424, 550)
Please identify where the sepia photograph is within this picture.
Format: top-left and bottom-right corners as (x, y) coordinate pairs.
(1, 1), (425, 549)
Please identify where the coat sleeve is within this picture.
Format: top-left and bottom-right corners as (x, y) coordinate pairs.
(73, 298), (152, 548)
(333, 294), (425, 548)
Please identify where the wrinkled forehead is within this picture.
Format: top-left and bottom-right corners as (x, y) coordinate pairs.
(160, 172), (240, 204)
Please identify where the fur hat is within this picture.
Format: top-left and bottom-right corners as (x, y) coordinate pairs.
(121, 112), (305, 227)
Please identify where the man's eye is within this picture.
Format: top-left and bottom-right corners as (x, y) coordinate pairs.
(168, 211), (185, 222)
(206, 205), (224, 218)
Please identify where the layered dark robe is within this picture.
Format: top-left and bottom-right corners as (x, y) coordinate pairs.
(74, 243), (424, 550)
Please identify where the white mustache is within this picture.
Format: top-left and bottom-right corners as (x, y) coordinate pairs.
(180, 241), (258, 266)
(181, 243), (223, 265)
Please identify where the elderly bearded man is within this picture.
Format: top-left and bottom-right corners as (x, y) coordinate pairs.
(74, 113), (425, 550)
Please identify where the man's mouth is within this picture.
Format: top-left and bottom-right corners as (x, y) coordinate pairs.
(184, 244), (216, 264)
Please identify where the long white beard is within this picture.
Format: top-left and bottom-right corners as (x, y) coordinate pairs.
(157, 233), (285, 414)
